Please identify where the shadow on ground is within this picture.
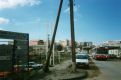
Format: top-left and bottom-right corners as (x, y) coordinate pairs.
(77, 59), (101, 79)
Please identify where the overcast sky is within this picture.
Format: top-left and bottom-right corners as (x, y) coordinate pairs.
(0, 0), (121, 44)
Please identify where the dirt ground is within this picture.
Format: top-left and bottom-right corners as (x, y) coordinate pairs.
(41, 59), (87, 80)
(87, 60), (101, 78)
(29, 58), (100, 80)
(28, 59), (87, 80)
(76, 58), (101, 80)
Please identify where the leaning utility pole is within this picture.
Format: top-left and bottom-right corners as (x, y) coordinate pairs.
(43, 0), (63, 72)
(70, 0), (76, 72)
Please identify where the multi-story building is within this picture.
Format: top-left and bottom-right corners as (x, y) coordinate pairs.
(103, 40), (121, 47)
(30, 45), (46, 55)
(29, 40), (39, 46)
(59, 40), (70, 47)
(29, 40), (45, 55)
(80, 42), (93, 47)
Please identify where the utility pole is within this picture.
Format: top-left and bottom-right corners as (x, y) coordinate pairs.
(69, 0), (76, 72)
(45, 24), (49, 60)
(43, 0), (63, 72)
(51, 23), (55, 66)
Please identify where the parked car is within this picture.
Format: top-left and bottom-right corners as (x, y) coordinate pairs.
(16, 62), (43, 71)
(76, 53), (89, 68)
(28, 62), (43, 69)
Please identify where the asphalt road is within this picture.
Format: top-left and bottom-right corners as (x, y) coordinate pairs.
(86, 59), (121, 80)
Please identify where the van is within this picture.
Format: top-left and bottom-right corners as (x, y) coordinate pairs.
(76, 53), (89, 68)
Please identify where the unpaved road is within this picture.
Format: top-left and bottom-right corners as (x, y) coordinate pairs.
(85, 59), (121, 80)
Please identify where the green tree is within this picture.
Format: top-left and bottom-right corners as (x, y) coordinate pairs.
(56, 44), (63, 51)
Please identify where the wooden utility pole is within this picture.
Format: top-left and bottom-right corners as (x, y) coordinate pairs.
(69, 0), (76, 72)
(43, 0), (63, 72)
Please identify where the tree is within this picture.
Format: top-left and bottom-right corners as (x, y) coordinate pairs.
(38, 40), (44, 45)
(56, 44), (63, 51)
(29, 46), (34, 53)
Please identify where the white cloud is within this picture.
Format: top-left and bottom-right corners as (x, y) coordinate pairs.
(74, 5), (80, 12)
(64, 5), (82, 22)
(64, 5), (80, 13)
(64, 7), (69, 13)
(0, 17), (10, 24)
(0, 0), (41, 9)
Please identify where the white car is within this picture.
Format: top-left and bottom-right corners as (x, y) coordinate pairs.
(28, 62), (43, 69)
(21, 62), (43, 71)
(76, 53), (89, 68)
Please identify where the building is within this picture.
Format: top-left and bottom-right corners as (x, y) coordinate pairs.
(79, 42), (93, 53)
(101, 40), (121, 58)
(30, 45), (46, 55)
(103, 40), (121, 47)
(29, 40), (38, 46)
(29, 40), (44, 46)
(80, 42), (93, 47)
(108, 49), (121, 58)
(29, 40), (45, 55)
(59, 40), (70, 47)
(38, 40), (44, 45)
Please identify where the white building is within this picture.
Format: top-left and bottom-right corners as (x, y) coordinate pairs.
(103, 40), (121, 58)
(108, 49), (121, 58)
(80, 42), (93, 47)
(59, 40), (70, 47)
(104, 40), (121, 47)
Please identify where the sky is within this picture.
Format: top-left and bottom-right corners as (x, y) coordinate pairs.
(0, 0), (121, 44)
